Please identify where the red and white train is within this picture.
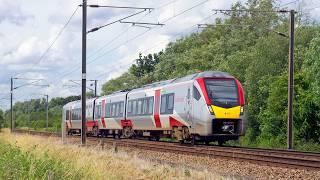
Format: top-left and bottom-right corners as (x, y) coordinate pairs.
(63, 71), (246, 145)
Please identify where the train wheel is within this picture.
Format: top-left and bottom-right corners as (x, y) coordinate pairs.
(115, 134), (121, 139)
(218, 140), (225, 146)
(122, 126), (134, 138)
(153, 135), (160, 141)
(190, 136), (196, 146)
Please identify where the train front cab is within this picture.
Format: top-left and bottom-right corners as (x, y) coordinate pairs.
(194, 77), (246, 144)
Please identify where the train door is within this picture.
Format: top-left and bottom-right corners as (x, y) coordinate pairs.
(191, 84), (203, 132)
(186, 86), (194, 132)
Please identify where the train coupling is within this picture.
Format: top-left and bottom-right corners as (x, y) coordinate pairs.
(221, 122), (235, 134)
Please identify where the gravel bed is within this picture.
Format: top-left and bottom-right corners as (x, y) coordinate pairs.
(111, 144), (320, 180)
(50, 136), (320, 179)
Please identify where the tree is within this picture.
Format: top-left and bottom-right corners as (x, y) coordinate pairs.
(0, 109), (3, 130)
(99, 0), (320, 149)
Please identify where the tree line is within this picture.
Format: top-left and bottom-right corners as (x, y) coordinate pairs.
(101, 0), (320, 150)
(0, 96), (80, 131)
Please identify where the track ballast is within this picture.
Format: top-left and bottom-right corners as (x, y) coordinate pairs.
(13, 129), (320, 170)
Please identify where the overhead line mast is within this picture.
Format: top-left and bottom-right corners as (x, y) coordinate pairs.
(10, 77), (49, 132)
(81, 0), (87, 146)
(81, 3), (157, 146)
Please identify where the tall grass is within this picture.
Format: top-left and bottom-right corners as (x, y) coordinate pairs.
(0, 139), (83, 179)
(0, 130), (225, 179)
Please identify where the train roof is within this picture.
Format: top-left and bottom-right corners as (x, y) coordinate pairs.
(129, 71), (232, 92)
(172, 71), (232, 83)
(63, 98), (96, 108)
(63, 71), (234, 104)
(95, 90), (128, 101)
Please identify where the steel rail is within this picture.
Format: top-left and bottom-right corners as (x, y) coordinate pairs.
(13, 129), (320, 170)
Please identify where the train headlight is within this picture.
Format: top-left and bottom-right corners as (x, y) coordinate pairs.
(208, 105), (214, 115)
(240, 106), (244, 115)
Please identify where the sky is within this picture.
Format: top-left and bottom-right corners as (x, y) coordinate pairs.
(0, 0), (319, 109)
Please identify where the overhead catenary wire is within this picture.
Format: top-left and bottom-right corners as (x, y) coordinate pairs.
(57, 0), (177, 78)
(14, 5), (80, 78)
(86, 0), (177, 60)
(93, 12), (216, 82)
(304, 4), (320, 11)
(87, 9), (149, 33)
(197, 23), (289, 37)
(279, 0), (299, 8)
(85, 4), (154, 10)
(49, 0), (210, 86)
(49, 6), (156, 85)
(162, 0), (209, 23)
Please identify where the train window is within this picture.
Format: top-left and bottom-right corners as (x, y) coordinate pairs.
(148, 97), (154, 114)
(127, 101), (132, 114)
(132, 100), (137, 115)
(128, 97), (153, 116)
(137, 100), (143, 115)
(160, 95), (167, 114)
(205, 79), (238, 107)
(160, 93), (175, 114)
(78, 109), (81, 120)
(142, 98), (148, 114)
(193, 86), (201, 101)
(71, 110), (75, 120)
(115, 103), (120, 117)
(95, 104), (101, 119)
(105, 104), (111, 117)
(76, 109), (78, 119)
(66, 110), (69, 120)
(119, 102), (124, 116)
(168, 94), (174, 110)
(111, 104), (115, 117)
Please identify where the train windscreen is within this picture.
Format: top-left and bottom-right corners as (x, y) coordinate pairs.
(205, 79), (239, 108)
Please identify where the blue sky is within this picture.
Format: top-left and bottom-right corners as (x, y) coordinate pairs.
(0, 0), (319, 109)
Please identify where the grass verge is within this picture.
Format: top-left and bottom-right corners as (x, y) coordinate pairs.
(0, 130), (225, 179)
(0, 138), (83, 179)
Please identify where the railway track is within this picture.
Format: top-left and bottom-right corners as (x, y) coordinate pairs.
(13, 129), (320, 170)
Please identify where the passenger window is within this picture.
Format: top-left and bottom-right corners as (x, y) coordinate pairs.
(160, 93), (174, 114)
(66, 110), (69, 120)
(193, 86), (201, 101)
(95, 104), (101, 119)
(142, 99), (148, 114)
(105, 104), (111, 117)
(119, 102), (124, 116)
(116, 103), (120, 117)
(72, 110), (75, 120)
(160, 95), (167, 114)
(148, 97), (154, 114)
(137, 100), (143, 115)
(127, 101), (132, 114)
(132, 101), (137, 115)
(168, 94), (174, 110)
(111, 104), (116, 117)
(128, 97), (153, 116)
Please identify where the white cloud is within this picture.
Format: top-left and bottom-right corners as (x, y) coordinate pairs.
(1, 37), (46, 65)
(0, 0), (33, 25)
(0, 0), (319, 109)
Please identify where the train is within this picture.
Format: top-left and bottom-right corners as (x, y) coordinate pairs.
(62, 71), (246, 145)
